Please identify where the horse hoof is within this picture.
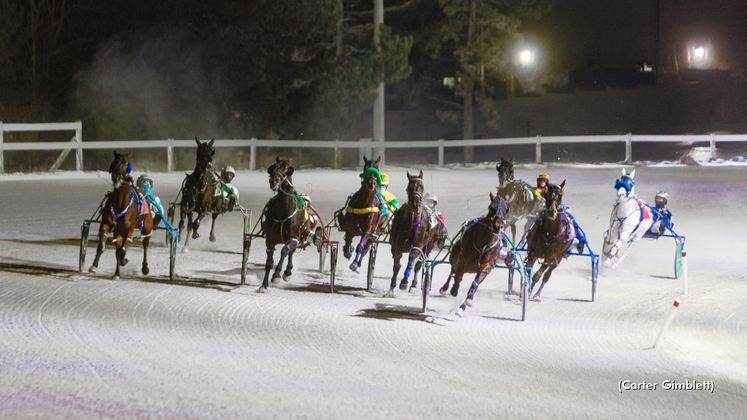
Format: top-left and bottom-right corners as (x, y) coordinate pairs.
(384, 289), (395, 298)
(112, 275), (120, 281)
(349, 263), (359, 273)
(121, 258), (129, 266)
(271, 273), (281, 284)
(142, 266), (150, 275)
(283, 273), (292, 282)
(209, 235), (216, 243)
(88, 266), (97, 274)
(182, 247), (190, 254)
(465, 298), (473, 307)
(399, 280), (408, 291)
(257, 286), (268, 294)
(192, 232), (200, 240)
(455, 307), (464, 317)
(439, 286), (449, 296)
(450, 287), (459, 298)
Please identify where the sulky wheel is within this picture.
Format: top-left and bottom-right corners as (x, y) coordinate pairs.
(674, 241), (684, 279)
(422, 266), (432, 313)
(329, 245), (338, 293)
(169, 232), (177, 281)
(591, 256), (599, 302)
(79, 221), (90, 272)
(366, 241), (378, 291)
(241, 237), (251, 285)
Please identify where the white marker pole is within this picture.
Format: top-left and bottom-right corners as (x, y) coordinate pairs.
(653, 299), (682, 349)
(681, 250), (688, 296)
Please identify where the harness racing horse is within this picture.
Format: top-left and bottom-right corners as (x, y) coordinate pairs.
(340, 156), (390, 273)
(89, 151), (153, 279)
(258, 157), (312, 293)
(439, 193), (513, 315)
(177, 137), (229, 252)
(602, 169), (654, 269)
(496, 157), (544, 242)
(387, 171), (444, 297)
(524, 181), (574, 299)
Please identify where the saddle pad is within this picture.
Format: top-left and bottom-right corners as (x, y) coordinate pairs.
(140, 200), (150, 216)
(637, 200), (653, 219)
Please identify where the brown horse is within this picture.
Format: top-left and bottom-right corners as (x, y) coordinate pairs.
(89, 151), (153, 279)
(177, 137), (229, 252)
(496, 157), (544, 242)
(258, 157), (312, 293)
(524, 181), (574, 299)
(340, 156), (389, 272)
(387, 170), (444, 297)
(439, 193), (512, 311)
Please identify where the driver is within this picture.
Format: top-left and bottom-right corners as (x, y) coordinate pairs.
(220, 166), (239, 211)
(136, 174), (172, 229)
(536, 173), (587, 253)
(649, 191), (673, 235)
(535, 173), (549, 200)
(378, 173), (399, 213)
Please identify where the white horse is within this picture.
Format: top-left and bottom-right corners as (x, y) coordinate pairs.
(602, 169), (654, 269)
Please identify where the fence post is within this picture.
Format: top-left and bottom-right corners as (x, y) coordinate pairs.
(535, 135), (542, 164)
(359, 138), (373, 167)
(710, 133), (716, 160)
(167, 138), (174, 173)
(75, 121), (83, 171)
(0, 121), (4, 174)
(438, 139), (445, 167)
(250, 138), (257, 171)
(334, 140), (341, 169)
(625, 133), (632, 164)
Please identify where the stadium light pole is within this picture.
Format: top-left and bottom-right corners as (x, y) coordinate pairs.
(373, 0), (385, 165)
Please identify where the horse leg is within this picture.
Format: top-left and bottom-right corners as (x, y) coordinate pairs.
(530, 264), (548, 295)
(399, 248), (422, 291)
(533, 265), (557, 299)
(191, 212), (207, 240)
(387, 252), (402, 297)
(282, 240), (299, 282)
(89, 222), (111, 273)
(343, 232), (354, 260)
(409, 259), (424, 293)
(209, 213), (219, 242)
(510, 223), (517, 243)
(457, 265), (491, 317)
(440, 267), (456, 296)
(272, 239), (298, 283)
(182, 211), (193, 253)
(141, 234), (150, 275)
(259, 248), (275, 293)
(349, 235), (366, 272)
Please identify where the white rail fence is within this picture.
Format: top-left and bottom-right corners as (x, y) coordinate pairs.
(2, 121), (746, 174)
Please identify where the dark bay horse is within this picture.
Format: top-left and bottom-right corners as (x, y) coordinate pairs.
(524, 181), (574, 299)
(387, 171), (443, 297)
(89, 151), (153, 279)
(439, 193), (511, 310)
(496, 157), (544, 242)
(259, 157), (311, 293)
(340, 156), (389, 272)
(177, 137), (229, 252)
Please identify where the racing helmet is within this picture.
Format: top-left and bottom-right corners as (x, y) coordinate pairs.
(423, 192), (438, 207)
(380, 173), (390, 186)
(655, 191), (669, 207)
(136, 173), (153, 189)
(537, 173), (549, 185)
(221, 166), (236, 182)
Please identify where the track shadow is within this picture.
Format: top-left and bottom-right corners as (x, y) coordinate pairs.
(557, 298), (593, 303)
(650, 274), (676, 280)
(353, 302), (429, 322)
(0, 261), (78, 277)
(3, 238), (79, 247)
(480, 314), (523, 322)
(136, 275), (240, 292)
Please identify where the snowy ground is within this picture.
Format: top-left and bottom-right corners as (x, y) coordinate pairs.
(0, 164), (746, 419)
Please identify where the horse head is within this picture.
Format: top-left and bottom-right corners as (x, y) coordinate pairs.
(487, 192), (509, 233)
(405, 170), (425, 208)
(268, 156), (294, 192)
(544, 180), (566, 218)
(194, 137), (215, 172)
(109, 151), (131, 186)
(361, 168), (379, 192)
(362, 155), (381, 171)
(496, 157), (515, 186)
(616, 168), (636, 199)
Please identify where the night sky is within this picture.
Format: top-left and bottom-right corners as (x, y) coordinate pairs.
(533, 0), (747, 71)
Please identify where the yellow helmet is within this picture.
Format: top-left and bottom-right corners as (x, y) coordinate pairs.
(380, 173), (389, 185)
(538, 173), (549, 181)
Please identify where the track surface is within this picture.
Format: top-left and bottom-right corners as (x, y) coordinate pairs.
(0, 165), (745, 419)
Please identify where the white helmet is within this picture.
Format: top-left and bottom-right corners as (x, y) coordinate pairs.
(221, 166), (236, 181)
(655, 191), (669, 207)
(136, 173), (153, 189)
(424, 192), (438, 207)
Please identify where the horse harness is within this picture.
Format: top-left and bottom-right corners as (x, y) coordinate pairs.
(105, 185), (152, 241)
